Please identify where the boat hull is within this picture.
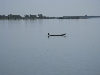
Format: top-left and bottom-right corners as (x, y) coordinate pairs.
(48, 33), (66, 36)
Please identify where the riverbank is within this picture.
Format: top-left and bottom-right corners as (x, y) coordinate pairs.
(0, 14), (100, 20)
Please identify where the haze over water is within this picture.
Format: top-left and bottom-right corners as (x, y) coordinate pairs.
(0, 0), (100, 16)
(0, 18), (100, 75)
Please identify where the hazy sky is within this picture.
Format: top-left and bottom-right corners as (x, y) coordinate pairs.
(0, 0), (100, 17)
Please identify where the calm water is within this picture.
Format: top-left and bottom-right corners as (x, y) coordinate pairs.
(0, 19), (100, 75)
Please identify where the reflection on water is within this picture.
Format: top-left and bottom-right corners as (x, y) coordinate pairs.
(0, 19), (100, 75)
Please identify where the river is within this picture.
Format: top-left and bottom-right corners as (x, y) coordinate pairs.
(0, 19), (100, 75)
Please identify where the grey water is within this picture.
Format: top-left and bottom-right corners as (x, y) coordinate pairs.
(0, 19), (100, 75)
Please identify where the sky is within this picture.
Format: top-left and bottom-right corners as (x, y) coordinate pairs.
(0, 0), (100, 17)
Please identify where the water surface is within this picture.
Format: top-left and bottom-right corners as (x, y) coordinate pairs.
(0, 19), (100, 75)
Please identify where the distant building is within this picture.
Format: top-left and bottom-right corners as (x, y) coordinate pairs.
(0, 15), (7, 19)
(8, 14), (22, 19)
(38, 14), (43, 18)
(30, 14), (37, 19)
(24, 15), (30, 19)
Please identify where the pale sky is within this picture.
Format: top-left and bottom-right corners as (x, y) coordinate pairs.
(0, 0), (100, 17)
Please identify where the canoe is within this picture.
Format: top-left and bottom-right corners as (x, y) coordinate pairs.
(48, 33), (66, 36)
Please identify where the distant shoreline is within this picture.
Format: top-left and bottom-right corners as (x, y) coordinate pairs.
(0, 14), (100, 20)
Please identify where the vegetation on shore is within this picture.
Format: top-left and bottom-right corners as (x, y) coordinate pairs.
(0, 14), (100, 20)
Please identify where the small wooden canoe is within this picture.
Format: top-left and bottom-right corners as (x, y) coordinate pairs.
(48, 33), (66, 36)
